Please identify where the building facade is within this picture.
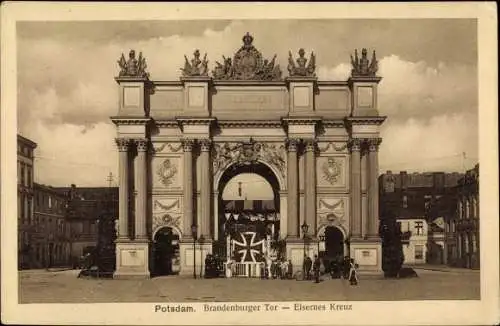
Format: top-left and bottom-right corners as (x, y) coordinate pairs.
(56, 185), (118, 261)
(32, 183), (71, 268)
(112, 35), (386, 278)
(397, 218), (428, 265)
(17, 135), (37, 269)
(379, 171), (463, 266)
(450, 164), (479, 269)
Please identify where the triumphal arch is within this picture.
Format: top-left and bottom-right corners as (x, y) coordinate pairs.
(111, 33), (385, 278)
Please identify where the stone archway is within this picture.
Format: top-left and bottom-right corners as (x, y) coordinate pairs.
(152, 226), (180, 276)
(214, 160), (282, 266)
(318, 225), (347, 259)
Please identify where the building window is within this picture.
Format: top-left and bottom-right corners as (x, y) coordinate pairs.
(27, 166), (32, 188)
(20, 164), (25, 186)
(48, 196), (52, 208)
(415, 245), (424, 260)
(402, 195), (408, 208)
(27, 198), (32, 224)
(415, 221), (424, 235)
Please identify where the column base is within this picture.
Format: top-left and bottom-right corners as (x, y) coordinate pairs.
(349, 238), (383, 276)
(113, 241), (150, 279)
(178, 240), (212, 277)
(285, 238), (316, 273)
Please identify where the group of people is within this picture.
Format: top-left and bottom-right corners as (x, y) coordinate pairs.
(303, 255), (359, 285)
(265, 259), (294, 279)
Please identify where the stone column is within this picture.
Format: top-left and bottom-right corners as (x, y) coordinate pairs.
(367, 138), (382, 237)
(361, 147), (368, 238)
(134, 139), (148, 240)
(286, 138), (299, 238)
(304, 139), (317, 236)
(350, 139), (362, 238)
(200, 139), (212, 239)
(182, 139), (194, 238)
(116, 138), (130, 240)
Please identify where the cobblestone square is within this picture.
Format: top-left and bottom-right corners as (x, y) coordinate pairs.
(19, 267), (480, 303)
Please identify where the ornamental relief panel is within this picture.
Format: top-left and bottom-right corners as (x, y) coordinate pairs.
(152, 197), (183, 235)
(317, 197), (349, 232)
(316, 156), (347, 188)
(317, 141), (349, 154)
(152, 156), (182, 189)
(152, 142), (183, 154)
(212, 138), (286, 179)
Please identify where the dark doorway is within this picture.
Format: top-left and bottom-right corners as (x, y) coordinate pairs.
(325, 226), (344, 260)
(153, 227), (180, 276)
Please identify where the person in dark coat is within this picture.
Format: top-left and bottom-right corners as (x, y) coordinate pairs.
(304, 256), (312, 280)
(342, 256), (350, 279)
(313, 255), (321, 283)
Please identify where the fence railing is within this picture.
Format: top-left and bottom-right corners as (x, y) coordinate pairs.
(224, 262), (264, 278)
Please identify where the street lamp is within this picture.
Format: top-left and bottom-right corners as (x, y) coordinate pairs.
(301, 222), (309, 256)
(191, 224), (198, 279)
(301, 222), (309, 279)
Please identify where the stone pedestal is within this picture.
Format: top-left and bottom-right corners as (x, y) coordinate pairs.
(349, 239), (382, 275)
(285, 239), (305, 273)
(178, 239), (196, 276)
(178, 240), (212, 277)
(113, 240), (150, 279)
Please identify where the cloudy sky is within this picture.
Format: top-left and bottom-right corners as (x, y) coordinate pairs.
(17, 19), (478, 187)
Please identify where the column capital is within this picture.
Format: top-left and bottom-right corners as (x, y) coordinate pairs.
(199, 139), (212, 152)
(181, 138), (195, 152)
(348, 138), (362, 152)
(303, 139), (317, 152)
(286, 138), (299, 152)
(367, 138), (383, 152)
(115, 138), (130, 152)
(135, 139), (149, 152)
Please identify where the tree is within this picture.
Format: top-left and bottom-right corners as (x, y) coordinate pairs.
(379, 210), (404, 278)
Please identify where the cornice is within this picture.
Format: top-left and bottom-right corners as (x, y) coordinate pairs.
(282, 116), (322, 125)
(154, 120), (179, 128)
(217, 120), (283, 128)
(321, 119), (346, 128)
(176, 117), (217, 125)
(347, 76), (382, 84)
(212, 80), (286, 87)
(346, 116), (386, 125)
(317, 81), (349, 87)
(152, 81), (183, 87)
(110, 116), (151, 126)
(115, 76), (149, 83)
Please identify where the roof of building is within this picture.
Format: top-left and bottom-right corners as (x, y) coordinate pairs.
(55, 186), (118, 220)
(34, 183), (67, 198)
(17, 134), (37, 148)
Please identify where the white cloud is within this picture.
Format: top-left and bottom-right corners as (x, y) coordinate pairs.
(26, 121), (117, 187)
(379, 113), (478, 173)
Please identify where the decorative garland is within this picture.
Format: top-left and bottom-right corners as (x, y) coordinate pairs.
(154, 199), (180, 212)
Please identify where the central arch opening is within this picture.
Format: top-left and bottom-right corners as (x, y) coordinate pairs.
(215, 162), (281, 266)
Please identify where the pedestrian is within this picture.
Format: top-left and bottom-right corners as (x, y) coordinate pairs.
(287, 259), (293, 279)
(313, 255), (321, 283)
(305, 256), (312, 280)
(348, 258), (359, 286)
(342, 256), (350, 279)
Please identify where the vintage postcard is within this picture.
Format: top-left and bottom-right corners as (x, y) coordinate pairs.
(1, 2), (498, 325)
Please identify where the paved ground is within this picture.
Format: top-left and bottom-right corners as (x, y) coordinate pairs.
(18, 268), (480, 303)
